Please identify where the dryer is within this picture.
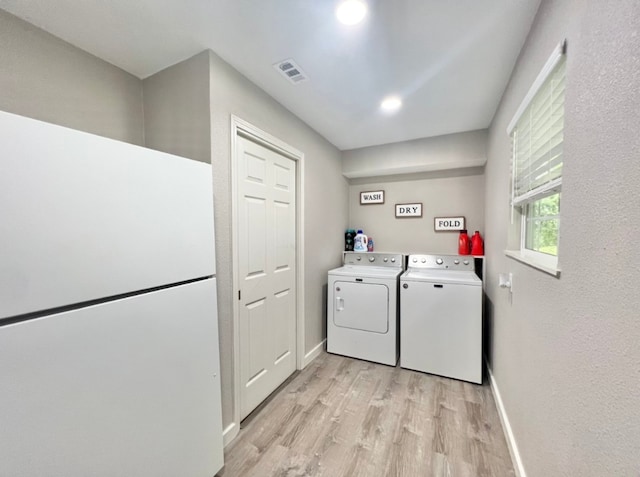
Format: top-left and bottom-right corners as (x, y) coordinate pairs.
(400, 254), (482, 384)
(327, 252), (404, 366)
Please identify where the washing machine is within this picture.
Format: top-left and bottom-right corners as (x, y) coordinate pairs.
(400, 254), (482, 384)
(327, 252), (404, 366)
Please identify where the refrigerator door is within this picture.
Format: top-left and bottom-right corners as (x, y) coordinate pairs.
(0, 279), (223, 477)
(0, 111), (216, 320)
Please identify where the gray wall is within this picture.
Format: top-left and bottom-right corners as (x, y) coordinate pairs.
(349, 168), (485, 254)
(342, 130), (487, 178)
(142, 52), (212, 164)
(0, 10), (143, 145)
(207, 50), (348, 432)
(484, 1), (640, 476)
(1, 8), (349, 441)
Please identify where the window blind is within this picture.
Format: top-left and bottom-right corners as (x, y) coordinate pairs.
(509, 42), (566, 207)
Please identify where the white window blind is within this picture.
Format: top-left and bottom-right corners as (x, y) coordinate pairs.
(509, 42), (566, 207)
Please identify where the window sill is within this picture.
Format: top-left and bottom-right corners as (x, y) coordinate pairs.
(504, 250), (561, 278)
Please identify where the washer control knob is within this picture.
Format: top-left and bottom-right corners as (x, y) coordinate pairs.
(463, 260), (469, 265)
(369, 256), (375, 262)
(391, 258), (396, 263)
(454, 259), (460, 265)
(421, 258), (427, 263)
(436, 258), (444, 265)
(412, 258), (418, 263)
(383, 257), (388, 262)
(356, 256), (362, 261)
(402, 283), (409, 289)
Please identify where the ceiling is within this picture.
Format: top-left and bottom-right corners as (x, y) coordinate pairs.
(0, 0), (541, 151)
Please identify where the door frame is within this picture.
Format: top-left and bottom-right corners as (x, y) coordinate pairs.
(227, 116), (305, 446)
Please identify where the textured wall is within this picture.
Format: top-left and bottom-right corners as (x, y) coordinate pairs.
(484, 1), (640, 476)
(208, 50), (348, 432)
(349, 168), (485, 254)
(0, 10), (143, 145)
(342, 130), (487, 178)
(142, 52), (212, 164)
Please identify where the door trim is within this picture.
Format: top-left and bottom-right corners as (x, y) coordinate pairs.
(227, 116), (305, 447)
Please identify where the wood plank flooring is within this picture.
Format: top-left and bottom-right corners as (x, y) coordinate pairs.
(219, 352), (514, 477)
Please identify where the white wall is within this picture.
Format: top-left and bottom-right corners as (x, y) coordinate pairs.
(0, 10), (143, 145)
(349, 168), (485, 254)
(484, 1), (640, 476)
(207, 50), (348, 433)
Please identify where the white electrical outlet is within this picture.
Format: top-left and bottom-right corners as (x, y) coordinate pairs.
(499, 273), (513, 292)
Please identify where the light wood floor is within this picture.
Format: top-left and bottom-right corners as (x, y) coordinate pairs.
(219, 352), (514, 477)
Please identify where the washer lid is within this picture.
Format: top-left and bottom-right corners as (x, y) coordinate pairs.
(329, 265), (403, 279)
(401, 269), (481, 286)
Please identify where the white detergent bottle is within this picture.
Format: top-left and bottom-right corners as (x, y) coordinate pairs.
(353, 229), (368, 251)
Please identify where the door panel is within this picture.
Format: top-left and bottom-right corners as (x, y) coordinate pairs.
(333, 281), (389, 333)
(245, 197), (267, 277)
(273, 289), (294, 363)
(245, 151), (266, 183)
(237, 136), (297, 420)
(274, 162), (291, 189)
(246, 298), (268, 383)
(274, 201), (293, 269)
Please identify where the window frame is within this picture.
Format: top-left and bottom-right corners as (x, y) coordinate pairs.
(519, 192), (561, 270)
(505, 41), (566, 277)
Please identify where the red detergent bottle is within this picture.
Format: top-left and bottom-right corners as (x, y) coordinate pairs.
(458, 230), (471, 255)
(471, 231), (484, 256)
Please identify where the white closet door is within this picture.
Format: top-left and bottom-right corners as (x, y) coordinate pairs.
(237, 136), (297, 420)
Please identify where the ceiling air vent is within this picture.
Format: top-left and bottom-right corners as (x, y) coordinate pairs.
(273, 59), (308, 84)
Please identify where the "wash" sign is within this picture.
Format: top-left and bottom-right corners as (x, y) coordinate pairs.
(360, 190), (385, 204)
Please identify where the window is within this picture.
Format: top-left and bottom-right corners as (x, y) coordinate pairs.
(507, 41), (566, 273)
(523, 192), (560, 256)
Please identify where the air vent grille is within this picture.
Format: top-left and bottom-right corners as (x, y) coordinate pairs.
(273, 59), (308, 84)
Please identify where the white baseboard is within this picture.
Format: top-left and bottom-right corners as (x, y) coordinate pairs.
(222, 422), (238, 448)
(302, 339), (325, 368)
(487, 363), (527, 477)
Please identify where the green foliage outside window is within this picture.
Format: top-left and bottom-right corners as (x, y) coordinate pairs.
(525, 193), (560, 256)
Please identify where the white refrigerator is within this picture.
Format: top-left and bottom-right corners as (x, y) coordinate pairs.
(0, 111), (224, 476)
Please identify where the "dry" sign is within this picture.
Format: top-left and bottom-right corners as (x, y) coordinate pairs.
(395, 203), (422, 218)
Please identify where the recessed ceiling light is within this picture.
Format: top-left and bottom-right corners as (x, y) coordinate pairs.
(381, 96), (402, 113)
(336, 0), (367, 26)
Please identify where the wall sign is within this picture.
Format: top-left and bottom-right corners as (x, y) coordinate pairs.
(434, 216), (466, 231)
(360, 190), (384, 205)
(395, 203), (422, 218)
